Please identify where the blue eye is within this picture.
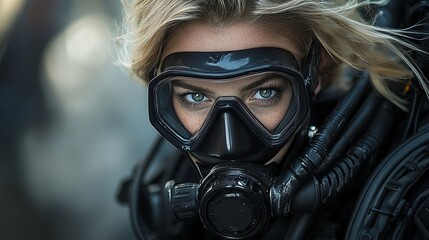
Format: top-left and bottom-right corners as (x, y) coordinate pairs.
(255, 89), (276, 99)
(185, 93), (207, 102)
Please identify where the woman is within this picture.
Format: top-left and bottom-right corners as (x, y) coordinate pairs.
(117, 0), (429, 239)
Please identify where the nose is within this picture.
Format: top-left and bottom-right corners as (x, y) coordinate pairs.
(199, 111), (263, 160)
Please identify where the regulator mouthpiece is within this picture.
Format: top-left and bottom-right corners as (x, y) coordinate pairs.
(166, 162), (276, 239)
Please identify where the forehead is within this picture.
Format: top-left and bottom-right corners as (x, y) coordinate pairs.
(162, 21), (301, 60)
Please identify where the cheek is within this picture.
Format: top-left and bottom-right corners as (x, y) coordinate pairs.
(257, 111), (285, 130)
(252, 102), (291, 131)
(173, 101), (204, 135)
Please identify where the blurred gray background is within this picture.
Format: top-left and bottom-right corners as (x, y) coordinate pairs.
(0, 0), (158, 239)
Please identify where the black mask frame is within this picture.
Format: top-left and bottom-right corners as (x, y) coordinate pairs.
(148, 45), (320, 161)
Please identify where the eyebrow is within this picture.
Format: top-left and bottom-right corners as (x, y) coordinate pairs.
(171, 73), (284, 94)
(172, 80), (215, 95)
(239, 74), (283, 92)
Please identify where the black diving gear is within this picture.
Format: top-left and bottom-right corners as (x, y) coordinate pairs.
(117, 0), (429, 239)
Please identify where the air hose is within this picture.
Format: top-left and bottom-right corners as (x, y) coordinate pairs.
(290, 100), (396, 212)
(270, 72), (371, 216)
(317, 92), (382, 174)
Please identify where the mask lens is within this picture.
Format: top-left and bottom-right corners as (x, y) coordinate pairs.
(170, 72), (293, 134)
(150, 70), (307, 151)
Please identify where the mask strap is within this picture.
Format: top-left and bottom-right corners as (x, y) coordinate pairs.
(303, 40), (321, 103)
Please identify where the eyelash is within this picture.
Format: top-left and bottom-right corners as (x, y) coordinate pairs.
(175, 92), (210, 109)
(252, 84), (285, 105)
(174, 83), (287, 108)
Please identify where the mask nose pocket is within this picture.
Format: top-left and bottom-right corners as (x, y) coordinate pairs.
(199, 111), (264, 160)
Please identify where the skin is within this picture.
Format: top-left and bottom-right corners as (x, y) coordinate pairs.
(163, 21), (301, 60)
(163, 20), (304, 163)
(171, 73), (293, 134)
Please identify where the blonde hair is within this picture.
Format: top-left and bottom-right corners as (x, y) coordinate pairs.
(117, 0), (428, 110)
